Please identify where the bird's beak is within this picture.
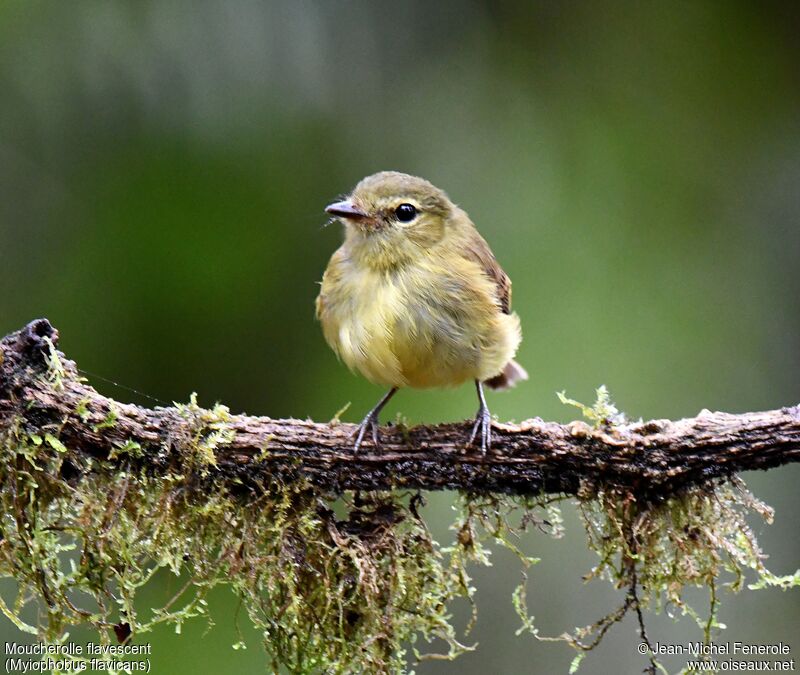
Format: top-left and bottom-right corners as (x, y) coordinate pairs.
(325, 199), (368, 220)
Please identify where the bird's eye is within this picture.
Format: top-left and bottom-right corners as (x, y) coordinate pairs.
(394, 203), (418, 223)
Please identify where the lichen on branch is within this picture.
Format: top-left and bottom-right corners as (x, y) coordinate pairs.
(0, 319), (798, 674)
(0, 411), (562, 672)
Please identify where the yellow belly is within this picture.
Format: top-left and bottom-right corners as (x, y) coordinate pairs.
(317, 255), (521, 390)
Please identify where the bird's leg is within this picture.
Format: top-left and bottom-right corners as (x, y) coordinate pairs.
(352, 387), (398, 454)
(468, 379), (492, 455)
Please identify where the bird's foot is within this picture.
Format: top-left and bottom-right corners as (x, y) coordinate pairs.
(351, 409), (381, 454)
(349, 388), (398, 455)
(468, 405), (493, 455)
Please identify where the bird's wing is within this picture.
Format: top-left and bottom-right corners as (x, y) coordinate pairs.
(463, 230), (512, 314)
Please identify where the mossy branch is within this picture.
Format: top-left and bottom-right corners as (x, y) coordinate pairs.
(1, 319), (798, 674)
(1, 319), (798, 499)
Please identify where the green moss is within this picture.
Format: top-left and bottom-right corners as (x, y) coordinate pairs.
(175, 393), (235, 469)
(546, 388), (799, 674)
(74, 397), (92, 423)
(0, 399), (561, 674)
(0, 385), (793, 674)
(572, 480), (773, 649)
(328, 401), (351, 425)
(41, 336), (66, 391)
(557, 385), (625, 428)
(92, 406), (119, 432)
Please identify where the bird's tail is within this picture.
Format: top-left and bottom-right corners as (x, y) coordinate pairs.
(484, 359), (529, 391)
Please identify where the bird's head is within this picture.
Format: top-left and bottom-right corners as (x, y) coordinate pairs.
(325, 172), (455, 267)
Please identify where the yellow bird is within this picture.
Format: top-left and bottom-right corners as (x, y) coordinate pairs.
(316, 171), (527, 454)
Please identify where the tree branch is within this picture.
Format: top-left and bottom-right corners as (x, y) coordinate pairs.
(2, 319), (799, 499)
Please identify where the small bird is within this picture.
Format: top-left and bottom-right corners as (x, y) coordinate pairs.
(316, 171), (527, 454)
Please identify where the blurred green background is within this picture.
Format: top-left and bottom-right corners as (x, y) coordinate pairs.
(1, 1), (799, 673)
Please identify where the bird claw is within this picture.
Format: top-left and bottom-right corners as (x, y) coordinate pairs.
(468, 406), (493, 456)
(351, 411), (381, 454)
(349, 388), (398, 455)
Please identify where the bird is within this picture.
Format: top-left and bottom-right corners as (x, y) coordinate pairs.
(315, 171), (527, 454)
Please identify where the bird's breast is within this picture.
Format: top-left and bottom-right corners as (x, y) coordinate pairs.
(318, 257), (517, 389)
